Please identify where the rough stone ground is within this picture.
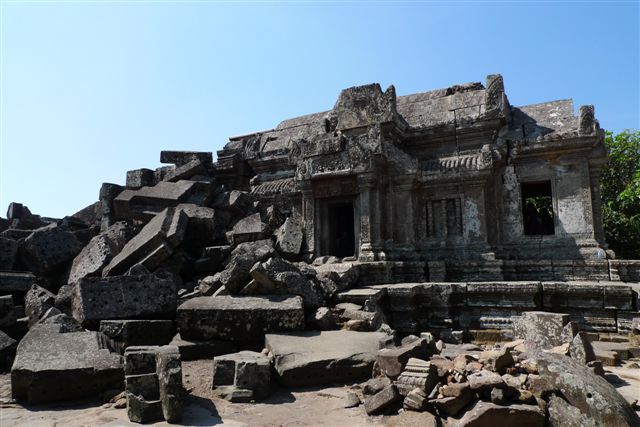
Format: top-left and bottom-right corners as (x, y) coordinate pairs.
(1, 359), (638, 426)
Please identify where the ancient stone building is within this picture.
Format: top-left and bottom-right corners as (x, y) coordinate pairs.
(215, 75), (619, 283)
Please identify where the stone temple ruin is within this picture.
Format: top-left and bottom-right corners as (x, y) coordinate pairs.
(0, 74), (639, 426)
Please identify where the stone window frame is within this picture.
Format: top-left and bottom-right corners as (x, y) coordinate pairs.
(519, 178), (558, 238)
(425, 196), (463, 241)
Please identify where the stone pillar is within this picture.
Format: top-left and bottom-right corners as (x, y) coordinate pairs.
(393, 176), (416, 247)
(589, 165), (606, 247)
(298, 181), (315, 256)
(99, 183), (123, 232)
(357, 173), (376, 261)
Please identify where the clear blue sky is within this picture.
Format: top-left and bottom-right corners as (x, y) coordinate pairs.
(1, 1), (639, 218)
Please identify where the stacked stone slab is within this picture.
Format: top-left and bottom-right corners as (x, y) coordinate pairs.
(124, 345), (183, 423)
(340, 281), (637, 338)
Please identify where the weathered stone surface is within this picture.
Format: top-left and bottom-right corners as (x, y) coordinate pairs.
(228, 212), (268, 244)
(512, 311), (570, 349)
(0, 295), (17, 329)
(249, 257), (325, 308)
(396, 358), (439, 396)
(99, 183), (124, 231)
(455, 401), (545, 427)
(547, 394), (597, 427)
(72, 274), (177, 327)
(266, 330), (388, 387)
(527, 349), (640, 426)
(211, 239), (275, 294)
(213, 351), (270, 400)
(19, 226), (83, 275)
(68, 221), (134, 284)
(163, 158), (207, 183)
(275, 216), (304, 258)
(478, 347), (514, 373)
(100, 320), (174, 349)
(403, 387), (428, 411)
(37, 310), (83, 332)
(383, 410), (440, 427)
(177, 295), (304, 341)
(156, 345), (183, 423)
(362, 376), (392, 395)
(467, 370), (505, 397)
(364, 384), (401, 415)
(343, 391), (361, 408)
(0, 330), (17, 370)
(113, 179), (211, 221)
(125, 346), (158, 375)
(103, 208), (187, 276)
(24, 285), (56, 328)
(568, 331), (596, 363)
(11, 324), (123, 403)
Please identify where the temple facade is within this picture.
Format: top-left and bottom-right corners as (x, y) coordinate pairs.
(215, 75), (610, 281)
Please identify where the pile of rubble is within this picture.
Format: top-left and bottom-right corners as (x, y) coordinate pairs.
(0, 150), (638, 426)
(347, 311), (639, 426)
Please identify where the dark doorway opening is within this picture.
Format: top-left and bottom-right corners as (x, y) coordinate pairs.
(521, 181), (554, 235)
(329, 202), (355, 257)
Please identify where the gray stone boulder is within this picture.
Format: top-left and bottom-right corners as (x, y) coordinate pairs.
(0, 271), (36, 299)
(266, 330), (388, 387)
(194, 245), (231, 274)
(527, 349), (639, 427)
(11, 324), (123, 403)
(275, 216), (304, 259)
(67, 221), (134, 284)
(71, 274), (177, 328)
(37, 309), (83, 332)
(19, 226), (83, 275)
(177, 295), (304, 342)
(364, 384), (401, 415)
(547, 394), (598, 427)
(102, 207), (187, 276)
(210, 239), (275, 294)
(376, 338), (432, 379)
(249, 257), (325, 308)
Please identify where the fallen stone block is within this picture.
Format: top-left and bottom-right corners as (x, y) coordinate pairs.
(249, 257), (325, 308)
(403, 387), (428, 411)
(125, 346), (159, 376)
(24, 285), (56, 328)
(213, 351), (270, 400)
(362, 376), (392, 395)
(211, 239), (275, 294)
(512, 311), (571, 349)
(364, 384), (401, 415)
(0, 236), (19, 270)
(479, 346), (514, 373)
(102, 207), (187, 276)
(467, 369), (505, 398)
(71, 274), (177, 328)
(0, 295), (18, 329)
(68, 221), (135, 284)
(19, 226), (83, 275)
(433, 384), (475, 416)
(266, 330), (388, 387)
(0, 330), (17, 371)
(177, 204), (221, 247)
(376, 338), (431, 379)
(228, 212), (268, 244)
(456, 401), (545, 427)
(169, 333), (237, 361)
(100, 320), (174, 350)
(275, 216), (303, 259)
(163, 158), (207, 183)
(11, 324), (123, 403)
(395, 358), (439, 396)
(127, 393), (163, 424)
(37, 309), (83, 333)
(156, 345), (183, 423)
(160, 150), (213, 167)
(177, 295), (304, 341)
(99, 183), (124, 231)
(113, 180), (211, 221)
(126, 168), (155, 189)
(527, 348), (639, 426)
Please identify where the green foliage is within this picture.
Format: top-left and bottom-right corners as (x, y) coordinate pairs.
(601, 130), (640, 259)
